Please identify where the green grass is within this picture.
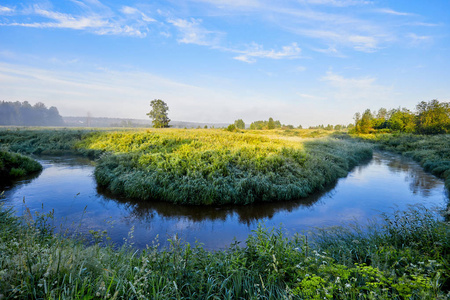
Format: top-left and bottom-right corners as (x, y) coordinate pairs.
(0, 204), (448, 299)
(0, 151), (42, 181)
(84, 129), (372, 205)
(0, 128), (372, 205)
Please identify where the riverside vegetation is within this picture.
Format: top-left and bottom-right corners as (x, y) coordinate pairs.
(0, 128), (372, 205)
(1, 127), (450, 298)
(0, 150), (42, 182)
(0, 203), (448, 299)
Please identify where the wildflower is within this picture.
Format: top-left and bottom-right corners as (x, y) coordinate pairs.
(345, 283), (351, 288)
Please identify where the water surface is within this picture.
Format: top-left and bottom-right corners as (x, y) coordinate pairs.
(1, 152), (447, 249)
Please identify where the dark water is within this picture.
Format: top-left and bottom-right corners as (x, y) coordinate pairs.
(1, 152), (448, 250)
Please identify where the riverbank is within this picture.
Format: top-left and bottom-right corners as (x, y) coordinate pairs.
(0, 128), (373, 205)
(0, 150), (42, 182)
(1, 203), (448, 299)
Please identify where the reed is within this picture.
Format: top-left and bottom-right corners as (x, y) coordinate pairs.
(1, 204), (448, 299)
(86, 130), (372, 205)
(0, 150), (42, 180)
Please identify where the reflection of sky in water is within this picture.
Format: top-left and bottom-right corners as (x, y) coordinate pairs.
(2, 152), (447, 250)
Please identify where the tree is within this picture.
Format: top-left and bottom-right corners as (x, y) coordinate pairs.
(147, 99), (170, 128)
(416, 100), (450, 134)
(267, 117), (275, 129)
(234, 119), (245, 129)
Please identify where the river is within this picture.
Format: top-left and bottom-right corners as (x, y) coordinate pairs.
(1, 151), (448, 249)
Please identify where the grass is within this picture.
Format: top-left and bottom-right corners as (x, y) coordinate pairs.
(0, 128), (372, 205)
(353, 133), (450, 192)
(0, 203), (448, 299)
(0, 150), (42, 181)
(83, 129), (372, 205)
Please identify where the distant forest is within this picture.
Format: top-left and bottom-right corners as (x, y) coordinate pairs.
(0, 101), (64, 126)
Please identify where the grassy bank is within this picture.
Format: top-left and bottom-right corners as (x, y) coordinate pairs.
(0, 204), (448, 299)
(354, 133), (450, 191)
(0, 151), (42, 181)
(0, 128), (372, 205)
(0, 128), (102, 158)
(82, 129), (372, 205)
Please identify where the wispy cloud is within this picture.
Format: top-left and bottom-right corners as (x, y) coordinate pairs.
(0, 3), (156, 37)
(407, 33), (432, 46)
(376, 8), (414, 16)
(233, 42), (301, 63)
(321, 70), (393, 107)
(298, 0), (371, 7)
(168, 18), (223, 46)
(0, 5), (14, 14)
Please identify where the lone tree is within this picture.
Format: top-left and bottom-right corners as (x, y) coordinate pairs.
(147, 99), (170, 128)
(234, 119), (245, 129)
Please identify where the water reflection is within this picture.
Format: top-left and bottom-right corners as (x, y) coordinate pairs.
(1, 151), (447, 250)
(97, 183), (331, 225)
(372, 152), (441, 197)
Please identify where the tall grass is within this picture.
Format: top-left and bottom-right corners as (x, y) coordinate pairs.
(84, 130), (372, 205)
(1, 204), (448, 299)
(0, 128), (102, 158)
(0, 151), (42, 181)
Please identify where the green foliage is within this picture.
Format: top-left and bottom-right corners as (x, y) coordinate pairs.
(416, 100), (450, 134)
(1, 204), (448, 299)
(0, 129), (102, 158)
(226, 124), (236, 131)
(147, 99), (170, 128)
(0, 151), (42, 181)
(233, 119), (245, 129)
(353, 99), (450, 134)
(250, 118), (282, 130)
(83, 129), (372, 205)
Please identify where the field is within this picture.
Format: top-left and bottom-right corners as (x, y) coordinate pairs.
(0, 128), (372, 205)
(1, 128), (450, 299)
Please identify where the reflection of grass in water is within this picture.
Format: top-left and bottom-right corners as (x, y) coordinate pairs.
(355, 133), (450, 192)
(1, 204), (448, 299)
(86, 130), (372, 205)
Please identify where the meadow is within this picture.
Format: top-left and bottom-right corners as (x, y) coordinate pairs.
(0, 128), (372, 205)
(1, 128), (450, 298)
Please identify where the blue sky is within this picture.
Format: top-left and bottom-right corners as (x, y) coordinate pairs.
(0, 0), (449, 126)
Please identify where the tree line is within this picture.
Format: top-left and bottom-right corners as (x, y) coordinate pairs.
(352, 99), (450, 134)
(0, 101), (64, 126)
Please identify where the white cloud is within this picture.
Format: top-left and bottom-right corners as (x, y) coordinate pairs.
(298, 0), (371, 7)
(376, 8), (414, 16)
(233, 42), (301, 63)
(0, 3), (155, 37)
(407, 33), (432, 46)
(321, 70), (394, 108)
(120, 6), (156, 22)
(168, 18), (223, 46)
(0, 5), (14, 14)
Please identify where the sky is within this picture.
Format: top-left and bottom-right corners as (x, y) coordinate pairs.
(0, 0), (449, 127)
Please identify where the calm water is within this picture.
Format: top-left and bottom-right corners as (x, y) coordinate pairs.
(1, 152), (448, 249)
